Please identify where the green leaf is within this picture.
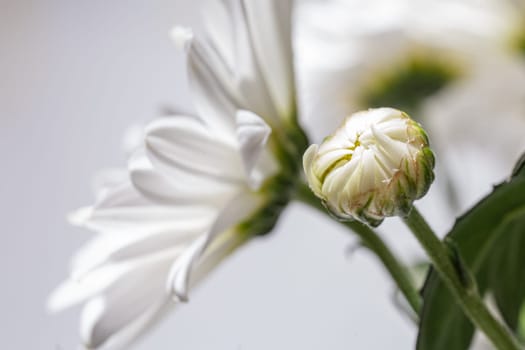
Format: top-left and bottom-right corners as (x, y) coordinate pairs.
(417, 153), (525, 350)
(518, 303), (525, 341)
(489, 215), (525, 330)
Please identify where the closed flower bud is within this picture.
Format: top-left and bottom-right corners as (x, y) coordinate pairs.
(303, 108), (434, 227)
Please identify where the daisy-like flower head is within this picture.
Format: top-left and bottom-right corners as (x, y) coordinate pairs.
(303, 108), (435, 227)
(49, 0), (308, 349)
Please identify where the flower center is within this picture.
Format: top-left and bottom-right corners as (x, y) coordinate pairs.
(358, 55), (460, 118)
(510, 25), (525, 56)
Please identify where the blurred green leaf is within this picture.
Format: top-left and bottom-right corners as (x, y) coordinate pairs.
(417, 153), (525, 350)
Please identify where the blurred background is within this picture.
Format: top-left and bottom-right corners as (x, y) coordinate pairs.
(2, 0), (518, 349)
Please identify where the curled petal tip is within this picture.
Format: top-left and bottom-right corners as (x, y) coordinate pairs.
(46, 292), (62, 313)
(172, 292), (189, 304)
(166, 265), (190, 304)
(170, 26), (194, 51)
(68, 207), (93, 226)
(167, 277), (190, 303)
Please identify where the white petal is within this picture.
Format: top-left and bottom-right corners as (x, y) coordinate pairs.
(170, 26), (193, 51)
(80, 293), (168, 350)
(185, 34), (239, 136)
(79, 256), (173, 349)
(202, 0), (236, 69)
(70, 227), (201, 280)
(235, 110), (272, 188)
(223, 0), (283, 127)
(248, 147), (280, 192)
(86, 298), (171, 350)
(48, 263), (128, 312)
(242, 0), (296, 120)
(193, 0), (294, 129)
(91, 168), (130, 202)
(303, 144), (322, 197)
(144, 116), (246, 184)
(71, 234), (141, 279)
(167, 190), (263, 301)
(84, 206), (212, 236)
(68, 206), (93, 227)
(48, 248), (179, 313)
(74, 181), (216, 235)
(120, 123), (145, 155)
(129, 149), (236, 206)
(165, 234), (207, 303)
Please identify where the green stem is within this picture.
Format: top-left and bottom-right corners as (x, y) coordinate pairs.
(296, 183), (422, 315)
(404, 207), (521, 350)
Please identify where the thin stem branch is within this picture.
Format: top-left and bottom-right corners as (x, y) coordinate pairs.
(295, 183), (422, 315)
(404, 207), (521, 350)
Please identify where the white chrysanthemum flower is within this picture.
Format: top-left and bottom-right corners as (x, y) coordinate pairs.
(303, 108), (434, 227)
(49, 174), (215, 349)
(49, 0), (307, 349)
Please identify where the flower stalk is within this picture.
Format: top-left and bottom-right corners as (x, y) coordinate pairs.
(403, 207), (521, 350)
(296, 183), (422, 315)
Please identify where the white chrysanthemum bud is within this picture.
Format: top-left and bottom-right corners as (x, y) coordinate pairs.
(303, 107), (434, 227)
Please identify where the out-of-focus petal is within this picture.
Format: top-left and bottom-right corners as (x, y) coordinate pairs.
(129, 149), (237, 206)
(167, 190), (262, 301)
(79, 255), (172, 349)
(48, 249), (175, 312)
(242, 0), (295, 120)
(144, 116), (245, 184)
(186, 0), (296, 131)
(86, 298), (171, 350)
(71, 181), (216, 235)
(48, 263), (129, 313)
(235, 110), (272, 188)
(69, 226), (204, 281)
(182, 31), (239, 136)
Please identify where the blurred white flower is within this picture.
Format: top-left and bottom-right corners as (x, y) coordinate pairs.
(424, 54), (525, 210)
(49, 0), (307, 349)
(295, 0), (513, 141)
(296, 0), (510, 135)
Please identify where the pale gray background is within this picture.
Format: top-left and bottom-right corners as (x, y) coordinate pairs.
(0, 1), (459, 348)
